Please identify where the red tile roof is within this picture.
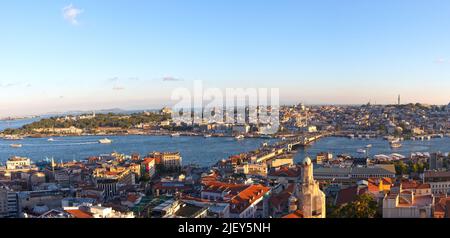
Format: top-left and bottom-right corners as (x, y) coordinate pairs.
(434, 196), (450, 218)
(127, 194), (140, 203)
(66, 209), (93, 219)
(230, 184), (270, 214)
(143, 158), (156, 164)
(336, 186), (359, 206)
(282, 210), (304, 219)
(202, 181), (248, 195)
(269, 184), (295, 208)
(268, 166), (301, 178)
(401, 180), (430, 190)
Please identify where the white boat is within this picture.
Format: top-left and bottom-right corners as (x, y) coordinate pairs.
(204, 134), (212, 138)
(98, 138), (112, 144)
(10, 144), (22, 148)
(171, 133), (180, 137)
(357, 149), (366, 154)
(390, 142), (402, 148)
(4, 135), (24, 140)
(365, 144), (372, 148)
(235, 135), (245, 140)
(47, 138), (55, 142)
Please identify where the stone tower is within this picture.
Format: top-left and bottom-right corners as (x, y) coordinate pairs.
(296, 157), (326, 218)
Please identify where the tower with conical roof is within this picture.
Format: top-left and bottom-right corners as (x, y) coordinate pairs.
(296, 157), (326, 218)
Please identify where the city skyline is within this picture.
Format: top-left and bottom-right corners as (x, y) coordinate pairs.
(1, 1), (450, 117)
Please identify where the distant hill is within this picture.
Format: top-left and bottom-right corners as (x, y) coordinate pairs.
(43, 108), (161, 117)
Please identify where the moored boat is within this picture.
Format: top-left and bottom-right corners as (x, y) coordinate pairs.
(98, 138), (112, 144)
(171, 133), (181, 137)
(4, 135), (24, 140)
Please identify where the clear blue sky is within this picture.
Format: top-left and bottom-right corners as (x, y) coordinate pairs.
(0, 0), (449, 116)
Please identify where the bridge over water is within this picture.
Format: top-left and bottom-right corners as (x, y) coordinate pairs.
(276, 132), (333, 152)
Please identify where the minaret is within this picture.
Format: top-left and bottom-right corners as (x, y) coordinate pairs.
(302, 157), (313, 184)
(398, 95), (401, 105)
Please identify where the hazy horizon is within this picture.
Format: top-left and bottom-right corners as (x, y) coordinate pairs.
(1, 1), (449, 117)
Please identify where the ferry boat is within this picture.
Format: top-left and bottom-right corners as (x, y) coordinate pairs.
(357, 149), (367, 154)
(171, 133), (181, 137)
(203, 134), (212, 138)
(235, 135), (245, 140)
(390, 138), (402, 148)
(260, 135), (273, 139)
(390, 142), (402, 148)
(388, 137), (400, 143)
(10, 144), (22, 148)
(98, 138), (112, 144)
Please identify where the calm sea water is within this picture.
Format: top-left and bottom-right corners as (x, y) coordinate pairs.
(1, 119), (449, 166)
(0, 117), (41, 131)
(0, 135), (276, 166)
(294, 136), (450, 161)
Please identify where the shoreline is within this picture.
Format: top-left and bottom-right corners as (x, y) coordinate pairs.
(1, 130), (449, 141)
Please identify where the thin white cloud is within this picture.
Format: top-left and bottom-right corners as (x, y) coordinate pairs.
(162, 76), (183, 82)
(112, 86), (126, 91)
(434, 58), (446, 64)
(107, 76), (140, 82)
(0, 82), (29, 88)
(62, 4), (83, 25)
(107, 77), (120, 82)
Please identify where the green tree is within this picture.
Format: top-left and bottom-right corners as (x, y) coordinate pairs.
(394, 161), (408, 175)
(330, 194), (380, 218)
